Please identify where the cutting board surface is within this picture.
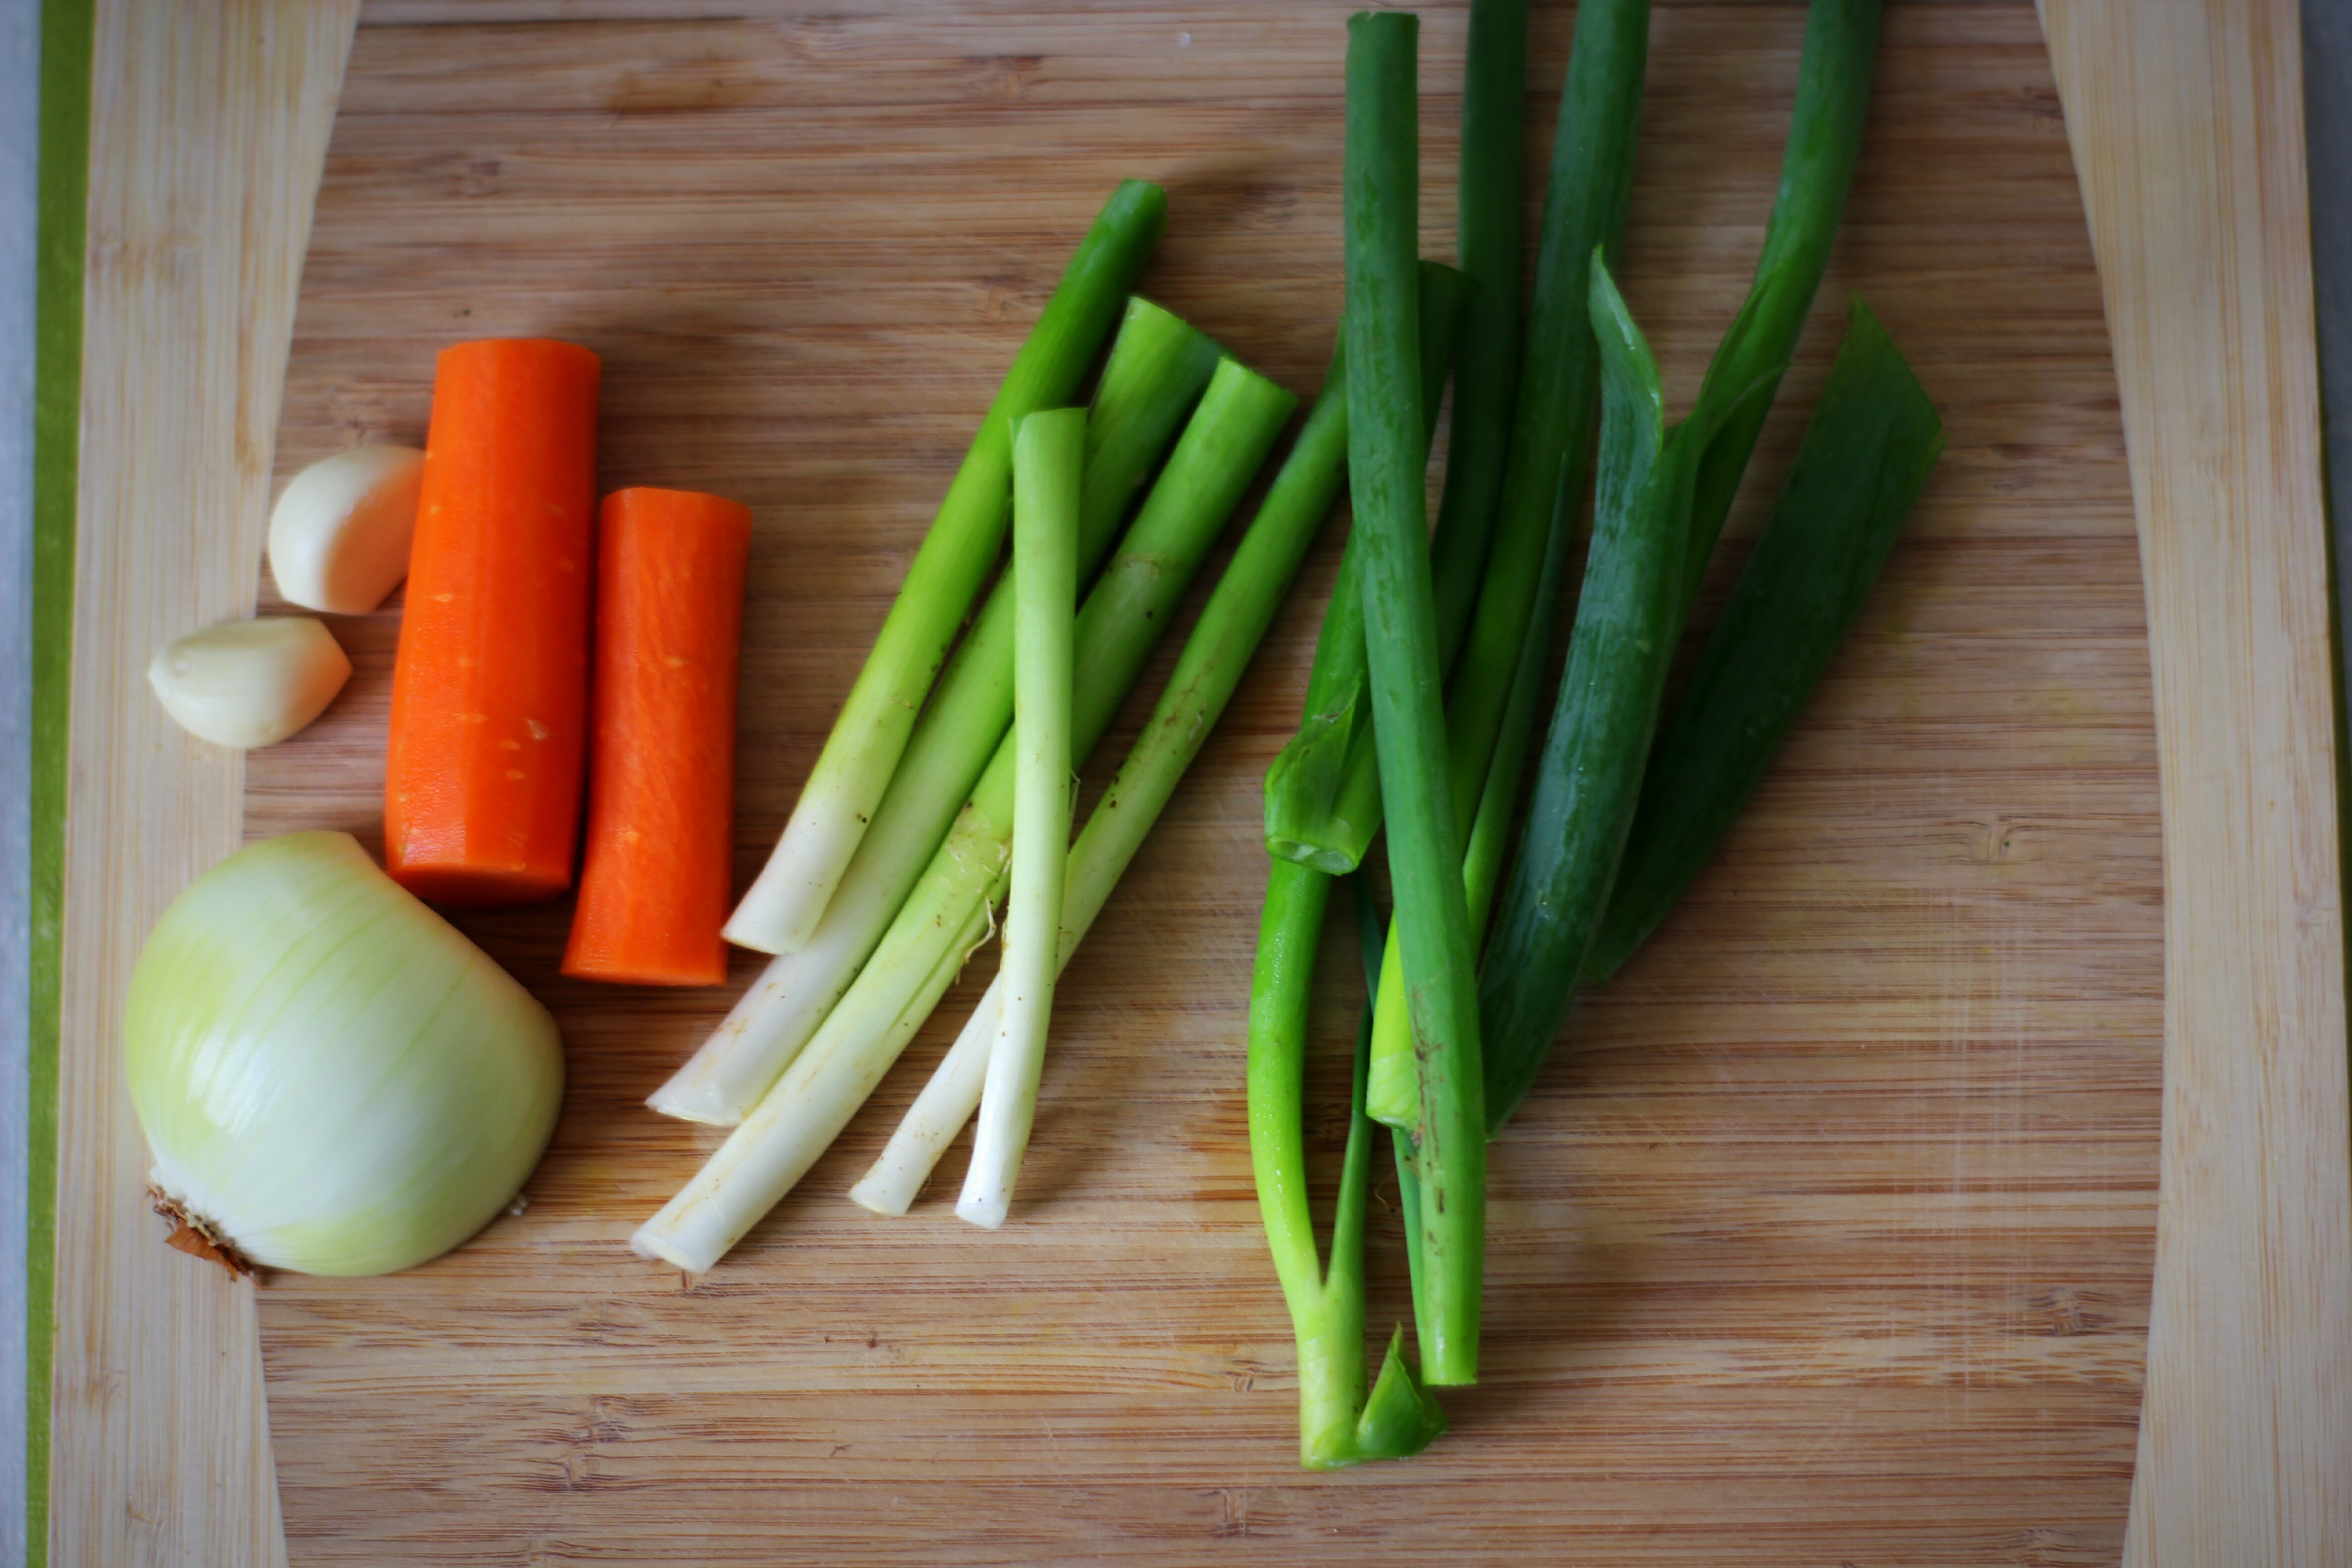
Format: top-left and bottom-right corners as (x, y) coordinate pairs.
(246, 2), (2158, 1562)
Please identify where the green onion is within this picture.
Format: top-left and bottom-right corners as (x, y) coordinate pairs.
(1364, 489), (1579, 1133)
(1428, 0), (1530, 649)
(1261, 0), (1530, 874)
(650, 299), (1219, 1126)
(1364, 0), (1653, 1131)
(1342, 9), (1484, 1387)
(635, 360), (1297, 1273)
(1477, 260), (1726, 1130)
(1476, 0), (1886, 1129)
(852, 334), (1365, 1214)
(1381, 501), (1577, 1325)
(957, 409), (1084, 1229)
(1681, 0), (1883, 600)
(1457, 507), (1571, 960)
(726, 181), (1168, 955)
(1262, 262), (1471, 871)
(1586, 296), (1942, 981)
(1249, 862), (1447, 1466)
(1217, 278), (1474, 1459)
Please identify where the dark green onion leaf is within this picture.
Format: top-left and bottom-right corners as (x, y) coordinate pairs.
(1587, 295), (1944, 980)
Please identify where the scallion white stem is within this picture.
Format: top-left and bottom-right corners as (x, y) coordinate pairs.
(847, 987), (1000, 1215)
(632, 884), (997, 1273)
(957, 409), (1082, 1230)
(649, 301), (1218, 1125)
(852, 340), (1356, 1216)
(634, 362), (1298, 1272)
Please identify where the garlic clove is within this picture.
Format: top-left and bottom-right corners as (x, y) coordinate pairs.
(147, 617), (353, 749)
(267, 444), (425, 614)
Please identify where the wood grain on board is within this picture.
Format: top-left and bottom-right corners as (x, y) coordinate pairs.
(50, 2), (358, 1565)
(2042, 1), (2352, 1563)
(221, 3), (2166, 1564)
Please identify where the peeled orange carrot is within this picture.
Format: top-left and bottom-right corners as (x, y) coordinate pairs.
(385, 338), (602, 907)
(563, 487), (753, 986)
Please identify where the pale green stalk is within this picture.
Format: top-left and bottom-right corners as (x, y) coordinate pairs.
(958, 410), (1082, 1230)
(1247, 864), (1445, 1466)
(855, 340), (1357, 1213)
(635, 362), (1296, 1272)
(725, 181), (1166, 955)
(649, 300), (1217, 1125)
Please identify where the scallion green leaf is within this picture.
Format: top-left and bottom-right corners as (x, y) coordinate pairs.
(1586, 296), (1943, 981)
(1342, 9), (1486, 1387)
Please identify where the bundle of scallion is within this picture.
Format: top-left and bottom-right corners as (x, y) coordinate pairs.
(653, 280), (1223, 1129)
(1248, 0), (1946, 1467)
(853, 264), (1472, 1219)
(641, 178), (1470, 1267)
(636, 347), (1302, 1270)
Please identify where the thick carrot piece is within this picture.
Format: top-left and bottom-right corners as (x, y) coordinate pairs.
(386, 338), (602, 906)
(564, 487), (754, 985)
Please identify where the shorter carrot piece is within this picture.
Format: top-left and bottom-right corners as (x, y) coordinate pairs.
(563, 487), (754, 986)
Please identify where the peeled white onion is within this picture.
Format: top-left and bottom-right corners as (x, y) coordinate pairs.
(267, 443), (425, 614)
(147, 616), (352, 749)
(126, 831), (564, 1276)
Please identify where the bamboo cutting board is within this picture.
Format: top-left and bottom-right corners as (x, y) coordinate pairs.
(2042, 1), (2352, 1559)
(234, 3), (2164, 1562)
(59, 0), (2203, 1563)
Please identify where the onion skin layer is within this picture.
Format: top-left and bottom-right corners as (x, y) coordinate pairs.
(125, 831), (563, 1277)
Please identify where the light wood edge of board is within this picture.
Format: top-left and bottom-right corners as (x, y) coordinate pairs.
(51, 3), (359, 1566)
(2040, 0), (2352, 1562)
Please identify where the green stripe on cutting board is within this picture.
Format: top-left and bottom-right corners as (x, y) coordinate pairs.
(29, 2), (93, 1562)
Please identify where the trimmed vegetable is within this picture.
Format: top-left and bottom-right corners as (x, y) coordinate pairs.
(1426, 0), (1530, 661)
(726, 182), (1169, 955)
(1476, 0), (1887, 1128)
(384, 336), (602, 908)
(1475, 260), (1705, 1129)
(267, 443), (425, 615)
(852, 331), (1367, 1215)
(1270, 27), (1524, 884)
(958, 409), (1083, 1230)
(1248, 864), (1446, 1467)
(1365, 0), (1654, 1130)
(147, 616), (351, 749)
(127, 831), (562, 1277)
(1342, 10), (1484, 1388)
(633, 360), (1298, 1273)
(564, 487), (754, 987)
(647, 299), (1221, 1125)
(1260, 273), (1467, 868)
(1680, 0), (1883, 601)
(1587, 297), (1943, 980)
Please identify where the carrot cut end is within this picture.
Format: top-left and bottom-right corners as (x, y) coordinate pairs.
(559, 948), (731, 988)
(388, 858), (575, 909)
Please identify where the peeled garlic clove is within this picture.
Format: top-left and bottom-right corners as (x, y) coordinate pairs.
(267, 444), (425, 614)
(148, 617), (352, 749)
